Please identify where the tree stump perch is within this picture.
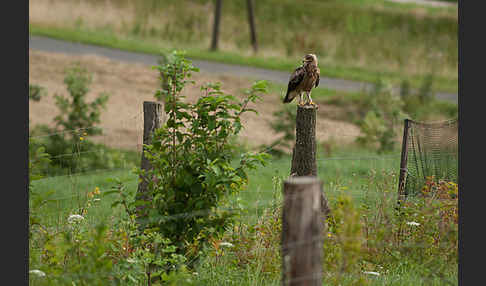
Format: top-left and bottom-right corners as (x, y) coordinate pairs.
(290, 105), (330, 217)
(291, 105), (317, 177)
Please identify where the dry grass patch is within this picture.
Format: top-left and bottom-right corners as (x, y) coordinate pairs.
(29, 49), (361, 151)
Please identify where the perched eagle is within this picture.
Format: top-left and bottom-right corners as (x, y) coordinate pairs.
(283, 54), (320, 106)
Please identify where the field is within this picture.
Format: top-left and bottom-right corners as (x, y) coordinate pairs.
(29, 50), (457, 285)
(29, 49), (366, 151)
(30, 149), (457, 285)
(29, 1), (458, 284)
(29, 0), (458, 93)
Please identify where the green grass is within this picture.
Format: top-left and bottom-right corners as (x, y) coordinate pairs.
(240, 146), (401, 221)
(31, 145), (401, 227)
(30, 168), (138, 227)
(30, 144), (457, 285)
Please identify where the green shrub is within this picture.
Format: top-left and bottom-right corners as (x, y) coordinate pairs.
(53, 64), (109, 138)
(28, 64), (134, 176)
(400, 74), (458, 121)
(115, 51), (269, 279)
(356, 79), (407, 153)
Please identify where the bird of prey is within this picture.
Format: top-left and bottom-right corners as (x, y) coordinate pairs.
(283, 54), (320, 106)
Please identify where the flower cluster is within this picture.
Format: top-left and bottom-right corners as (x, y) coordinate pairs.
(81, 186), (102, 216)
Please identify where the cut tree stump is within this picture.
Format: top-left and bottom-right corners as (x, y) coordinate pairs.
(290, 104), (331, 218)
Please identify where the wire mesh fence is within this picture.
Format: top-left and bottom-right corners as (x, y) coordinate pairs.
(401, 118), (458, 197)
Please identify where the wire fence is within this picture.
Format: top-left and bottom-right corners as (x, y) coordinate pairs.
(29, 109), (457, 285)
(29, 195), (458, 285)
(29, 174), (458, 284)
(29, 118), (404, 181)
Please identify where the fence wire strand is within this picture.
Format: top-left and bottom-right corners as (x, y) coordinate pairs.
(29, 112), (457, 285)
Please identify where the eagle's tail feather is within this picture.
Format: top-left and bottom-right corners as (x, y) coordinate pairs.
(283, 90), (294, 103)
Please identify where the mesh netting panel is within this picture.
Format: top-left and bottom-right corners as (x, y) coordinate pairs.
(404, 119), (458, 196)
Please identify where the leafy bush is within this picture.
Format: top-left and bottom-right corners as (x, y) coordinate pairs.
(356, 79), (407, 153)
(53, 64), (109, 138)
(29, 64), (136, 175)
(118, 51), (269, 278)
(400, 75), (458, 121)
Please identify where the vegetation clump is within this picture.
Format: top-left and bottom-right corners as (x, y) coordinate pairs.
(29, 64), (137, 176)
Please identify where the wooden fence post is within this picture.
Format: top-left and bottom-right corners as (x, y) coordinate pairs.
(290, 105), (330, 217)
(282, 176), (323, 286)
(246, 0), (258, 53)
(135, 101), (163, 227)
(210, 0), (223, 51)
(397, 119), (411, 203)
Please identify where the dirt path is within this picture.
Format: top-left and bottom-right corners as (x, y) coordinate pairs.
(29, 49), (362, 152)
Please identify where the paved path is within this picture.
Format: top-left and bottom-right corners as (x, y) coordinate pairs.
(29, 35), (457, 103)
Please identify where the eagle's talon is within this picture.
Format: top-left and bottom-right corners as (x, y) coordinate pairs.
(309, 101), (319, 109)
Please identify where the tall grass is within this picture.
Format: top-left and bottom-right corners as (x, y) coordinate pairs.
(29, 143), (457, 285)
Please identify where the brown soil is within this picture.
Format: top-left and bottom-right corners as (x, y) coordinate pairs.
(29, 49), (361, 153)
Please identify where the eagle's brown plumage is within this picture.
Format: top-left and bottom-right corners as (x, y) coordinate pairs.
(283, 54), (320, 106)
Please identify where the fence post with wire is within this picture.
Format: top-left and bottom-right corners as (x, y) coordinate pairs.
(281, 176), (324, 286)
(397, 118), (411, 203)
(397, 118), (458, 200)
(135, 101), (164, 227)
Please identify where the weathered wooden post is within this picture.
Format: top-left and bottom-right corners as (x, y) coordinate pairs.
(291, 105), (317, 176)
(282, 176), (323, 286)
(290, 105), (330, 217)
(210, 0), (223, 51)
(246, 0), (258, 53)
(135, 101), (163, 227)
(397, 119), (411, 203)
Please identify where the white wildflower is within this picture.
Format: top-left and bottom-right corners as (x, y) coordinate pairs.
(68, 214), (85, 224)
(363, 271), (380, 276)
(406, 221), (420, 226)
(93, 198), (101, 202)
(126, 258), (136, 264)
(219, 242), (234, 248)
(29, 269), (46, 278)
